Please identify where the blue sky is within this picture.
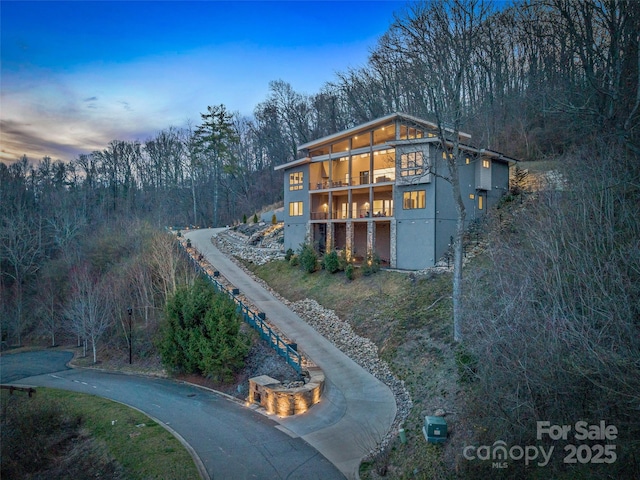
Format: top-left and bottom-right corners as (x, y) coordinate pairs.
(1, 0), (406, 163)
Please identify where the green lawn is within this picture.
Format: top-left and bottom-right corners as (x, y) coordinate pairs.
(1, 387), (202, 479)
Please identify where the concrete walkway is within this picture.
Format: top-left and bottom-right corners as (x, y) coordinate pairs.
(185, 229), (397, 480)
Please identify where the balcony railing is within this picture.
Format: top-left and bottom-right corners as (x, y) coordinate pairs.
(310, 175), (395, 190)
(311, 180), (342, 190)
(310, 209), (394, 220)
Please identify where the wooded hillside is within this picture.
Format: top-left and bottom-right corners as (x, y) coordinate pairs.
(1, 2), (638, 477)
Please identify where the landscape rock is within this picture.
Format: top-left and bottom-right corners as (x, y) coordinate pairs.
(212, 226), (413, 459)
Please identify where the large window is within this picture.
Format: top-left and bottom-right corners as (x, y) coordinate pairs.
(399, 124), (425, 140)
(400, 151), (424, 177)
(373, 199), (393, 217)
(403, 190), (426, 209)
(289, 201), (303, 216)
(373, 124), (395, 145)
(289, 171), (304, 191)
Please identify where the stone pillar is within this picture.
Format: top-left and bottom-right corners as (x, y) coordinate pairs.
(390, 219), (397, 268)
(326, 222), (334, 252)
(345, 221), (353, 261)
(367, 220), (375, 260)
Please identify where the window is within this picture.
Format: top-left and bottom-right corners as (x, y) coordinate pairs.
(289, 171), (304, 191)
(289, 201), (303, 216)
(482, 159), (491, 169)
(373, 199), (393, 216)
(352, 133), (370, 149)
(400, 151), (424, 176)
(373, 124), (395, 145)
(310, 146), (330, 157)
(403, 190), (426, 209)
(399, 124), (425, 140)
(478, 195), (484, 210)
(332, 139), (349, 153)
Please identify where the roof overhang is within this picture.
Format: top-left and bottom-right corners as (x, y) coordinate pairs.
(273, 157), (311, 171)
(274, 113), (519, 171)
(479, 148), (519, 166)
(296, 112), (472, 153)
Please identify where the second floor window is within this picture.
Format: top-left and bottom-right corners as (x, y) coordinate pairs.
(403, 190), (426, 209)
(400, 151), (424, 177)
(289, 201), (303, 216)
(289, 171), (304, 190)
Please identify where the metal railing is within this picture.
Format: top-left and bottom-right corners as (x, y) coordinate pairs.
(177, 240), (303, 374)
(310, 209), (394, 220)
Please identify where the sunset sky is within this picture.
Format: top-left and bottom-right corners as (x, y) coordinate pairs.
(1, 0), (406, 163)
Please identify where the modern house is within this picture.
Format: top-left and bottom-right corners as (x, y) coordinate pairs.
(275, 113), (517, 270)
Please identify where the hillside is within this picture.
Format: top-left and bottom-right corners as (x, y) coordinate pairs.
(215, 221), (468, 478)
(219, 150), (639, 480)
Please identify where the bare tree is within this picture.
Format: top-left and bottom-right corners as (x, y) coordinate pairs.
(0, 210), (45, 345)
(65, 265), (113, 363)
(462, 137), (640, 475)
(148, 231), (182, 302)
(381, 0), (492, 342)
(35, 264), (67, 347)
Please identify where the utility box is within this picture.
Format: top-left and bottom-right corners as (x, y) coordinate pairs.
(423, 416), (447, 444)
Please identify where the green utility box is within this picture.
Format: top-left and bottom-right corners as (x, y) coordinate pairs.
(423, 416), (447, 444)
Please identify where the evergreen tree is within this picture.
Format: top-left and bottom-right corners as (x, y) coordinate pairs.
(159, 277), (249, 380)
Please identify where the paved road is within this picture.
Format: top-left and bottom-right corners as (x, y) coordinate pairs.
(0, 350), (344, 480)
(185, 228), (397, 480)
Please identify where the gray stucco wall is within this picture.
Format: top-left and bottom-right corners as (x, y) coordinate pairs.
(433, 173), (457, 263)
(282, 164), (310, 252)
(395, 219), (435, 269)
(487, 161), (510, 206)
(278, 142), (512, 269)
(283, 224), (307, 252)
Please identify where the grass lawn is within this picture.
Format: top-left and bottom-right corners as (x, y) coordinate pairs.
(248, 259), (458, 479)
(1, 387), (201, 480)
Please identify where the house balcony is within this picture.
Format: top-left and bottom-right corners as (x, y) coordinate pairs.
(311, 180), (348, 190)
(310, 173), (395, 190)
(310, 208), (394, 221)
(310, 182), (394, 222)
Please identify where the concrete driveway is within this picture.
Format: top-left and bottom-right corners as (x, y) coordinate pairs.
(0, 350), (344, 480)
(185, 228), (397, 479)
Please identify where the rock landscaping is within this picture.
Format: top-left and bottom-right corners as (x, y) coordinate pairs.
(212, 226), (413, 458)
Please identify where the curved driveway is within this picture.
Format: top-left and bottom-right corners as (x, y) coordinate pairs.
(1, 350), (343, 480)
(185, 228), (397, 479)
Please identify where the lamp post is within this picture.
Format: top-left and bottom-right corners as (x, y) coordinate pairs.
(127, 307), (132, 364)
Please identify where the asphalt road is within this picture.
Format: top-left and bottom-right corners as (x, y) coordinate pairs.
(0, 350), (344, 480)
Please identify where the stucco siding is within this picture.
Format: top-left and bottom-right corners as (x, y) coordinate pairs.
(284, 223), (308, 252)
(277, 113), (517, 271)
(488, 161), (510, 206)
(395, 219), (435, 269)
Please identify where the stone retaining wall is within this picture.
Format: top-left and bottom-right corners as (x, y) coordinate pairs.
(249, 367), (324, 417)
